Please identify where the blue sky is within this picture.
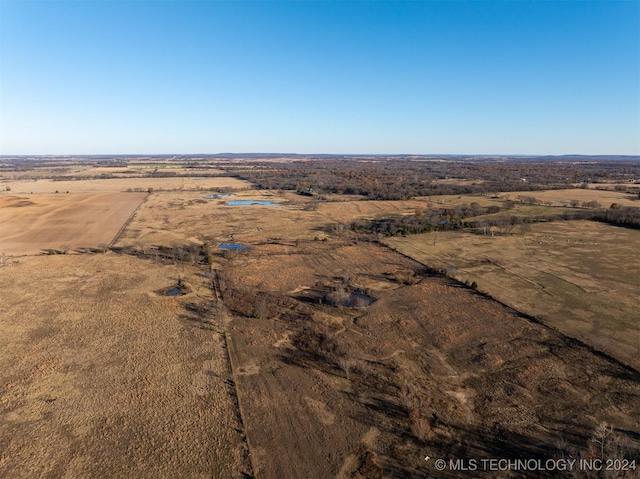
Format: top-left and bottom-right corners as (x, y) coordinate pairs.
(1, 1), (638, 155)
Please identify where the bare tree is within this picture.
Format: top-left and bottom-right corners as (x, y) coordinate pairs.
(591, 421), (613, 460)
(254, 298), (268, 319)
(411, 417), (433, 442)
(188, 244), (200, 265)
(172, 243), (187, 262)
(338, 356), (354, 380)
(519, 223), (532, 235)
(137, 242), (148, 255)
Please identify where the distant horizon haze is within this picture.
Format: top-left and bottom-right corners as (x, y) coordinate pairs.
(3, 153), (639, 160)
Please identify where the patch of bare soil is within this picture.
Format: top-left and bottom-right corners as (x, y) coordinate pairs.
(0, 193), (146, 255)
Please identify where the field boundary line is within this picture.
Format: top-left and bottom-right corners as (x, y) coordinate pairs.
(483, 257), (553, 295)
(108, 193), (148, 248)
(378, 239), (640, 378)
(214, 273), (258, 479)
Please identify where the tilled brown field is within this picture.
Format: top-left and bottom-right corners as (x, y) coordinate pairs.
(0, 193), (146, 255)
(0, 254), (250, 479)
(1, 176), (251, 194)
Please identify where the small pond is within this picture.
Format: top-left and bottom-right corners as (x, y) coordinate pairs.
(344, 292), (377, 308)
(218, 243), (250, 251)
(227, 200), (281, 206)
(167, 288), (182, 296)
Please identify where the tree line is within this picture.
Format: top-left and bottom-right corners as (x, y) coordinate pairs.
(232, 158), (640, 201)
(350, 204), (640, 237)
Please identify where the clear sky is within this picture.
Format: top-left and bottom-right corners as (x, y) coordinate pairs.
(1, 0), (638, 155)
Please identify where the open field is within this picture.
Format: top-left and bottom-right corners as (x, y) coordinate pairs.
(463, 205), (578, 223)
(2, 157), (640, 478)
(318, 198), (442, 222)
(117, 190), (471, 250)
(385, 221), (640, 370)
(0, 193), (146, 255)
(116, 189), (329, 248)
(0, 165), (228, 179)
(216, 239), (640, 478)
(0, 176), (251, 194)
(0, 254), (250, 478)
(502, 188), (640, 207)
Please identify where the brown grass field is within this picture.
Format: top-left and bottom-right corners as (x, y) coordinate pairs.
(1, 176), (250, 194)
(116, 189), (337, 249)
(2, 171), (640, 478)
(385, 221), (640, 370)
(0, 254), (250, 478)
(0, 165), (227, 179)
(116, 190), (495, 250)
(0, 193), (147, 255)
(502, 188), (640, 207)
(217, 239), (640, 478)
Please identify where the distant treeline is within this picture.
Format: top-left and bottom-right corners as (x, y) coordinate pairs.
(233, 159), (640, 200)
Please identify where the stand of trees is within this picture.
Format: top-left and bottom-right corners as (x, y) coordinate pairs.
(351, 204), (640, 237)
(233, 158), (640, 200)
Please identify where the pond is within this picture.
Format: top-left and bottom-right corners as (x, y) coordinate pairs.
(344, 292), (377, 308)
(227, 200), (281, 206)
(218, 243), (249, 251)
(166, 288), (182, 296)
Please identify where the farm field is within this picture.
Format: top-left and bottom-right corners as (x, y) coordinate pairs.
(502, 187), (640, 207)
(0, 254), (250, 479)
(2, 156), (640, 478)
(0, 165), (228, 179)
(0, 192), (146, 255)
(318, 197), (445, 222)
(116, 189), (329, 249)
(215, 239), (640, 478)
(385, 221), (640, 370)
(1, 176), (251, 194)
(117, 190), (470, 251)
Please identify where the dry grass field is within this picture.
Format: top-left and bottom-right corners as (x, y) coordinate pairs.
(2, 158), (639, 478)
(1, 176), (251, 194)
(121, 188), (554, 246)
(115, 190), (328, 248)
(217, 239), (640, 478)
(385, 221), (640, 370)
(117, 190), (462, 251)
(318, 198), (439, 222)
(0, 165), (227, 179)
(502, 188), (640, 207)
(0, 193), (146, 255)
(0, 254), (250, 478)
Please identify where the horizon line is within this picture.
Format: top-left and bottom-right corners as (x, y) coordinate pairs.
(2, 153), (640, 159)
